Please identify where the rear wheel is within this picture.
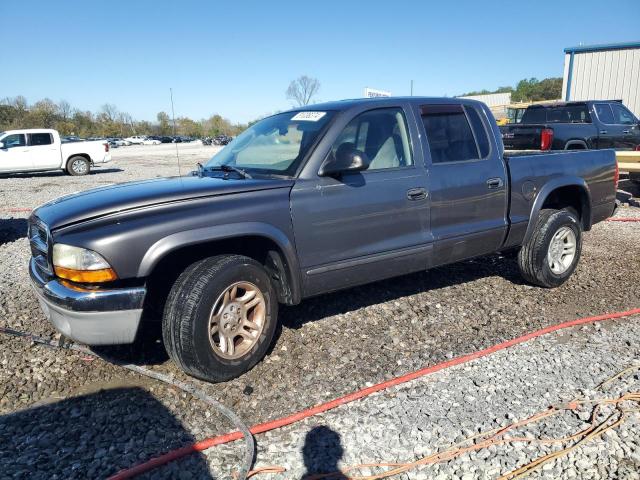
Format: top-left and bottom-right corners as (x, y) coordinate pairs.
(518, 208), (582, 288)
(66, 156), (90, 176)
(162, 255), (278, 382)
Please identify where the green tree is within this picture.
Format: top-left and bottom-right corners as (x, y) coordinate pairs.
(157, 111), (171, 135)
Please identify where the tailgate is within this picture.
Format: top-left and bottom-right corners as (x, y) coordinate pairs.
(500, 125), (544, 150)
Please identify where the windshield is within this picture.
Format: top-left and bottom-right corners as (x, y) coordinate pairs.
(205, 110), (335, 176)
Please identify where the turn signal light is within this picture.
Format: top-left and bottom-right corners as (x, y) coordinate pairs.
(54, 266), (118, 283)
(540, 128), (554, 151)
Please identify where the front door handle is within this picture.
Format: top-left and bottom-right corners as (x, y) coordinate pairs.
(623, 130), (630, 134)
(407, 187), (427, 201)
(486, 178), (504, 189)
(600, 130), (608, 134)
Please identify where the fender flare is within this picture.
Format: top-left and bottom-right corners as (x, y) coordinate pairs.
(523, 176), (592, 244)
(138, 222), (302, 304)
(564, 140), (588, 150)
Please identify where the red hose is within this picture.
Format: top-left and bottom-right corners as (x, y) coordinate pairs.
(108, 307), (640, 480)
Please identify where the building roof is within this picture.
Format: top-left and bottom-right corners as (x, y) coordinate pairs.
(564, 41), (640, 54)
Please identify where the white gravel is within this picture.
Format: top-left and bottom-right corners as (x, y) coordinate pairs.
(205, 317), (640, 479)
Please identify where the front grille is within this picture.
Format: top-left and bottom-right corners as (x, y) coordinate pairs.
(29, 218), (53, 275)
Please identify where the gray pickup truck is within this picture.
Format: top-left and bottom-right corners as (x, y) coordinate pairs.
(28, 97), (618, 382)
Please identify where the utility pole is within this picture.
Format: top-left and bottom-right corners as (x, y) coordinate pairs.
(410, 80), (414, 96)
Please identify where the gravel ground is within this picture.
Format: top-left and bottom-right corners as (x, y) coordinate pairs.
(0, 144), (639, 478)
(206, 316), (640, 480)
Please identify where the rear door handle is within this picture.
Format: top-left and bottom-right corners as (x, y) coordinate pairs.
(600, 130), (608, 134)
(407, 187), (427, 201)
(486, 178), (504, 189)
(623, 130), (630, 134)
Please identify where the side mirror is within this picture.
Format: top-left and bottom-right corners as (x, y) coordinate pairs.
(319, 142), (370, 177)
(0, 142), (4, 149)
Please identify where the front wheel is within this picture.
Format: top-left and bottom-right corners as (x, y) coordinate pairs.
(66, 156), (91, 176)
(517, 208), (582, 288)
(162, 255), (278, 382)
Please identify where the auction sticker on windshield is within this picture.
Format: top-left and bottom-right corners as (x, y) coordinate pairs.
(291, 111), (327, 121)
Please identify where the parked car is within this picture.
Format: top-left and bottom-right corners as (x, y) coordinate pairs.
(124, 135), (147, 145)
(500, 100), (640, 151)
(142, 138), (161, 145)
(27, 98), (617, 382)
(108, 137), (128, 147)
(61, 135), (85, 143)
(213, 134), (233, 145)
(0, 129), (111, 175)
(159, 136), (174, 143)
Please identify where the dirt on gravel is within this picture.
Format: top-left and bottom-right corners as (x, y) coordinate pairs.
(1, 144), (639, 478)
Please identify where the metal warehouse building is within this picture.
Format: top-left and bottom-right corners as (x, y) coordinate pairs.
(562, 41), (640, 116)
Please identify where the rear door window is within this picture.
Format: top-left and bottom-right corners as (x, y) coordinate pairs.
(546, 105), (590, 123)
(28, 133), (53, 146)
(594, 103), (615, 124)
(421, 105), (480, 163)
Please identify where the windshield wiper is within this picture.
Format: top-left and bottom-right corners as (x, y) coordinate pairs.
(205, 165), (252, 179)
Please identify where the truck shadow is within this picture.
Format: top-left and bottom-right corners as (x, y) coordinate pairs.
(105, 254), (525, 366)
(0, 386), (212, 479)
(281, 253), (524, 330)
(0, 168), (123, 179)
(0, 218), (28, 246)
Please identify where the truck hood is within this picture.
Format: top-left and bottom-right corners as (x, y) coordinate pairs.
(33, 175), (295, 230)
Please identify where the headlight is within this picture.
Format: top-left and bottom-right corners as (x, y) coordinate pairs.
(52, 244), (118, 283)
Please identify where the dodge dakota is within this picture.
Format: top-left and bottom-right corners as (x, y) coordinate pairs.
(28, 97), (618, 382)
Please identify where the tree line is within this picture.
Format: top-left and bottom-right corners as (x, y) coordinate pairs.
(0, 96), (247, 138)
(461, 77), (563, 103)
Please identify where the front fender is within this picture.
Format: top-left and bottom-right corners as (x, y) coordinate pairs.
(137, 222), (302, 303)
(523, 176), (591, 244)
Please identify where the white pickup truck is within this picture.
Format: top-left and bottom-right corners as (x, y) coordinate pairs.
(0, 129), (111, 176)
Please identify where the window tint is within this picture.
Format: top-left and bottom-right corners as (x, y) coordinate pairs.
(546, 105), (590, 123)
(29, 133), (53, 146)
(594, 103), (615, 124)
(521, 107), (546, 123)
(1, 134), (26, 148)
(611, 104), (637, 125)
(328, 108), (413, 171)
(421, 105), (479, 163)
(464, 106), (490, 158)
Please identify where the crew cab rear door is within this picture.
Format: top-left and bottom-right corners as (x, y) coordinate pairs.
(417, 103), (508, 266)
(28, 131), (61, 169)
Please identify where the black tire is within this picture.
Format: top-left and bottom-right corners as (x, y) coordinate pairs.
(66, 156), (91, 176)
(162, 254), (278, 382)
(517, 208), (582, 288)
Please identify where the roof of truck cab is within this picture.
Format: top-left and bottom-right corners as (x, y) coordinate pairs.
(1, 128), (57, 134)
(291, 96), (487, 112)
(526, 100), (622, 109)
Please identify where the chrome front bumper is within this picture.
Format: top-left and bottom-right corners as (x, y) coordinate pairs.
(29, 258), (146, 345)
